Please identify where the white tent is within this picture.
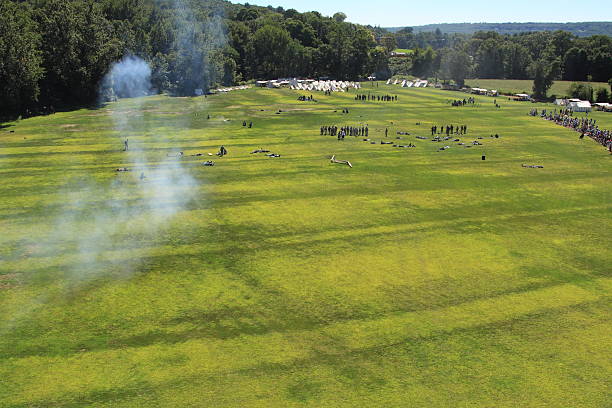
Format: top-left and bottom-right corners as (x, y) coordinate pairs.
(568, 100), (592, 112)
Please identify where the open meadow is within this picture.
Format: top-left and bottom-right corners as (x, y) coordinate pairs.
(465, 79), (610, 97)
(1, 84), (611, 407)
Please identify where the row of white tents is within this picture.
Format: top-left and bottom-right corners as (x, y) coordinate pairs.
(213, 85), (251, 93)
(256, 79), (361, 92)
(385, 78), (429, 88)
(290, 80), (361, 92)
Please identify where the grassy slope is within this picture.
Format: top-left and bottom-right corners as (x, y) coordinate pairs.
(0, 85), (611, 407)
(464, 79), (610, 97)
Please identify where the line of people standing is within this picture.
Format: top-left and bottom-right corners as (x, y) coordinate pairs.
(321, 125), (369, 139)
(355, 94), (398, 102)
(431, 124), (468, 136)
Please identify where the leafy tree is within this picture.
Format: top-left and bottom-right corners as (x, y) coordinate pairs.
(411, 47), (436, 78)
(332, 12), (346, 23)
(440, 49), (471, 87)
(369, 46), (391, 79)
(236, 7), (259, 22)
(532, 60), (560, 99)
(563, 48), (589, 80)
(284, 18), (318, 47)
(35, 0), (122, 107)
(380, 36), (397, 53)
(595, 87), (609, 103)
(588, 47), (612, 82)
(568, 82), (594, 101)
(249, 25), (299, 78)
(0, 1), (43, 115)
(503, 43), (532, 79)
(475, 38), (505, 78)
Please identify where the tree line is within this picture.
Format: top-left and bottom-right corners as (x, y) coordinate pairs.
(0, 0), (378, 117)
(1, 0), (611, 118)
(386, 22), (612, 38)
(381, 30), (611, 85)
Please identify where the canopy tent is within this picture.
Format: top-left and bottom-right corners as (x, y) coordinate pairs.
(568, 100), (592, 112)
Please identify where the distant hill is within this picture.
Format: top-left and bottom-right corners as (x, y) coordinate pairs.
(385, 22), (612, 37)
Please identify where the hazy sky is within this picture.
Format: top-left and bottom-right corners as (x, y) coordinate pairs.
(239, 0), (610, 27)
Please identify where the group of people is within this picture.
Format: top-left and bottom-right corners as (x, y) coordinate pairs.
(530, 108), (612, 152)
(431, 124), (468, 136)
(321, 124), (369, 139)
(242, 120), (253, 128)
(450, 97), (475, 107)
(355, 94), (398, 102)
(297, 95), (315, 102)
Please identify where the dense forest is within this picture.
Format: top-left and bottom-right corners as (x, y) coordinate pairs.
(1, 0), (611, 118)
(381, 29), (612, 85)
(0, 0), (379, 116)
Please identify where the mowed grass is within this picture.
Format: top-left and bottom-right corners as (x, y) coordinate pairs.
(0, 84), (611, 407)
(465, 78), (610, 97)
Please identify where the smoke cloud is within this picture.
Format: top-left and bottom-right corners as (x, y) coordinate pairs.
(1, 55), (200, 334)
(103, 56), (152, 99)
(1, 0), (230, 334)
(172, 0), (228, 95)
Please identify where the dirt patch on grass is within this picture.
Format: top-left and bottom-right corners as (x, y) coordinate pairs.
(60, 124), (78, 128)
(0, 273), (21, 290)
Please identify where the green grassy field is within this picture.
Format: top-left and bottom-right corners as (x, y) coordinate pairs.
(392, 49), (414, 54)
(465, 78), (610, 97)
(1, 84), (611, 407)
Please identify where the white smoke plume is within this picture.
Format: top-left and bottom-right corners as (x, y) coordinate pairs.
(0, 56), (199, 334)
(172, 0), (228, 95)
(100, 55), (152, 102)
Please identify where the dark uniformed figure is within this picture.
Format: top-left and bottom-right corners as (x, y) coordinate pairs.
(218, 145), (228, 157)
(124, 139), (129, 151)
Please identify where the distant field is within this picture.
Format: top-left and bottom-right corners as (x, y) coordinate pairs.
(393, 48), (414, 54)
(1, 85), (611, 407)
(465, 79), (610, 97)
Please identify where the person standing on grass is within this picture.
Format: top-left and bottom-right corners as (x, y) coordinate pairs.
(124, 139), (129, 151)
